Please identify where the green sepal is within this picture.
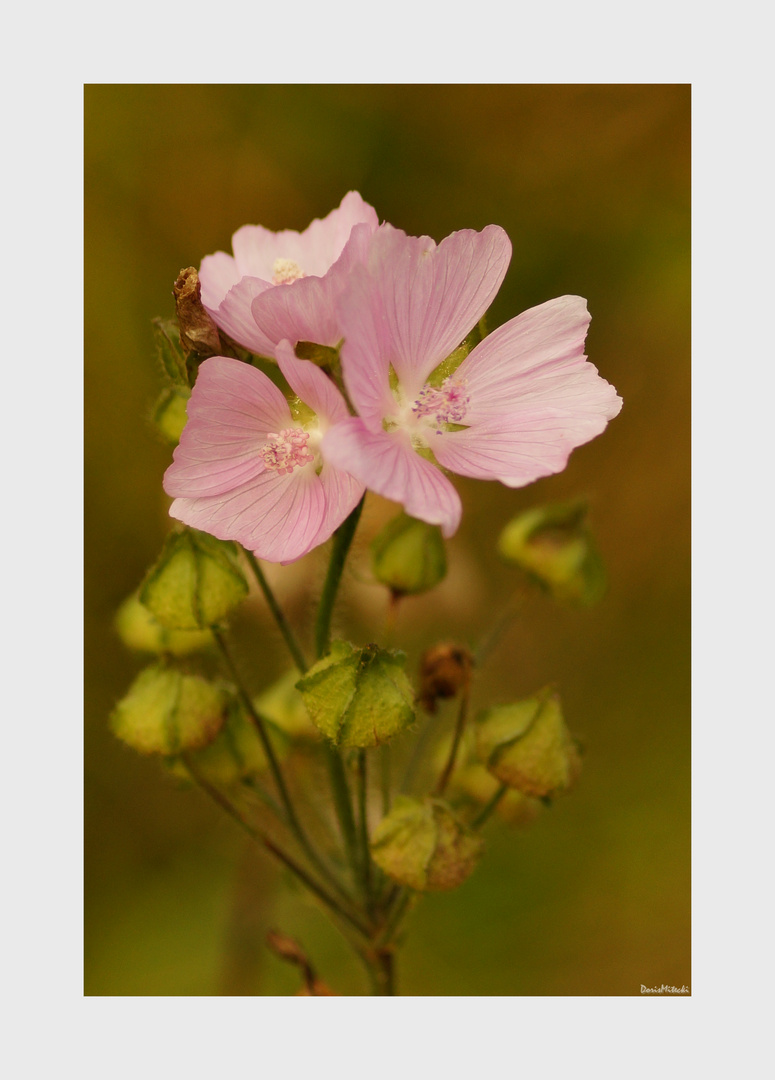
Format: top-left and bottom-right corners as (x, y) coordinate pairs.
(152, 317), (189, 388)
(371, 512), (447, 596)
(110, 663), (227, 756)
(294, 341), (341, 367)
(152, 385), (191, 445)
(295, 640), (415, 748)
(369, 796), (484, 892)
(497, 499), (607, 606)
(426, 321), (485, 387)
(139, 528), (248, 630)
(475, 687), (581, 798)
(115, 592), (213, 655)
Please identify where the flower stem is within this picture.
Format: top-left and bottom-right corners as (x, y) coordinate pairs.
(213, 627), (353, 907)
(355, 749), (374, 914)
(243, 549), (309, 673)
(314, 496), (365, 658)
(434, 682), (471, 796)
(182, 756), (372, 940)
(471, 783), (509, 829)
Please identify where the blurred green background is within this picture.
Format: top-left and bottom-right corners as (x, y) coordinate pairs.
(85, 85), (689, 996)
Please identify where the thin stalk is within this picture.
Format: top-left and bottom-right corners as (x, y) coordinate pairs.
(373, 887), (413, 949)
(471, 783), (509, 829)
(323, 743), (360, 887)
(182, 756), (372, 940)
(380, 744), (392, 816)
(213, 628), (354, 907)
(434, 683), (471, 796)
(314, 496), (364, 658)
(243, 549), (308, 673)
(361, 947), (395, 996)
(355, 750), (374, 913)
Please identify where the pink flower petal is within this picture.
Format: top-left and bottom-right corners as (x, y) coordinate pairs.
(275, 341), (349, 426)
(456, 296), (621, 426)
(321, 418), (462, 537)
(427, 408), (614, 488)
(199, 251), (244, 311)
(314, 461), (366, 547)
(340, 224), (511, 400)
(170, 465), (326, 564)
(208, 277), (275, 357)
(163, 357), (291, 498)
(337, 269), (401, 430)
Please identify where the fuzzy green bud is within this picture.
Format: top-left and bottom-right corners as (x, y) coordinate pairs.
(497, 500), (606, 606)
(115, 592), (213, 656)
(371, 513), (447, 596)
(110, 664), (226, 756)
(295, 640), (415, 748)
(370, 796), (484, 891)
(139, 528), (248, 630)
(475, 688), (581, 798)
(167, 696), (276, 785)
(153, 386), (191, 445)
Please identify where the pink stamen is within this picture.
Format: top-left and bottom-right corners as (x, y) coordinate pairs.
(260, 428), (315, 473)
(412, 379), (470, 434)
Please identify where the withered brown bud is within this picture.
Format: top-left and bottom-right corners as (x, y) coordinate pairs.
(418, 643), (473, 713)
(173, 267), (222, 358)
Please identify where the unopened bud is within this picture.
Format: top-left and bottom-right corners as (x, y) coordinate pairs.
(254, 669), (319, 741)
(152, 317), (189, 388)
(168, 696), (274, 785)
(370, 796), (483, 891)
(173, 267), (222, 358)
(371, 513), (447, 597)
(153, 386), (191, 445)
(115, 592), (213, 656)
(498, 500), (606, 606)
(139, 528), (248, 630)
(475, 688), (581, 798)
(110, 664), (226, 756)
(418, 643), (473, 713)
(295, 641), (415, 748)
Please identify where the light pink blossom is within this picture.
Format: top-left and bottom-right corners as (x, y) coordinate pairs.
(199, 191), (378, 358)
(321, 225), (622, 537)
(163, 345), (364, 563)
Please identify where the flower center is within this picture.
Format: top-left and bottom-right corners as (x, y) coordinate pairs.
(260, 428), (315, 474)
(411, 378), (470, 434)
(271, 258), (305, 285)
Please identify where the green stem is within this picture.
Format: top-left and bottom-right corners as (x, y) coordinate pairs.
(243, 549), (308, 673)
(380, 744), (392, 816)
(355, 750), (374, 913)
(213, 628), (354, 908)
(434, 683), (471, 796)
(314, 496), (365, 658)
(323, 743), (360, 888)
(182, 756), (372, 940)
(471, 783), (509, 829)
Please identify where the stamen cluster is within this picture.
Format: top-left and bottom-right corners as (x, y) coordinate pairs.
(412, 379), (470, 434)
(261, 428), (315, 474)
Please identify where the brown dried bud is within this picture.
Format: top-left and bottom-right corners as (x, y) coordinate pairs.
(418, 643), (473, 713)
(265, 930), (336, 995)
(173, 267), (222, 358)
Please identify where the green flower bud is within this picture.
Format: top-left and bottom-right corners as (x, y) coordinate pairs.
(253, 669), (319, 741)
(295, 641), (415, 748)
(153, 386), (191, 445)
(475, 688), (581, 798)
(152, 317), (189, 388)
(139, 528), (248, 630)
(110, 664), (226, 756)
(115, 592), (213, 656)
(371, 513), (447, 596)
(497, 500), (606, 606)
(370, 796), (484, 891)
(167, 696), (274, 785)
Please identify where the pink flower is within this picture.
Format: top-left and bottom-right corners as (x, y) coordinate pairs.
(321, 225), (622, 538)
(163, 344), (364, 563)
(199, 191), (378, 358)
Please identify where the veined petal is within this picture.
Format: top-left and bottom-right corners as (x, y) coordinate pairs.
(199, 251), (243, 310)
(321, 418), (462, 537)
(251, 274), (341, 352)
(427, 406), (616, 488)
(338, 270), (400, 430)
(275, 341), (349, 427)
(314, 461), (366, 547)
(456, 295), (621, 425)
(170, 466), (326, 564)
(210, 277), (275, 357)
(163, 357), (291, 498)
(357, 224), (512, 398)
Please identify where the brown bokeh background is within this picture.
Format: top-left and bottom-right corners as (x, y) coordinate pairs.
(85, 84), (689, 996)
